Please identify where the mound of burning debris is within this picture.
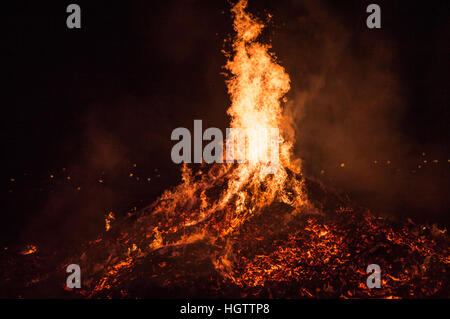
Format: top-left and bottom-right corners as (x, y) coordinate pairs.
(86, 178), (449, 299)
(227, 208), (449, 298)
(2, 168), (447, 299)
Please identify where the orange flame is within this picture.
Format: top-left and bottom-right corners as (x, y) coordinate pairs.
(226, 0), (292, 168)
(89, 0), (309, 294)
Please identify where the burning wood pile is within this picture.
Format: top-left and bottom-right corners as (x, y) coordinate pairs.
(3, 165), (447, 298)
(77, 166), (450, 299)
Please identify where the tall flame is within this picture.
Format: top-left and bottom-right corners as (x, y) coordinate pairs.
(226, 0), (292, 169)
(89, 0), (308, 294)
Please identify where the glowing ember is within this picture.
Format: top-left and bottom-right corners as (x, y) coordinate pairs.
(20, 245), (37, 255)
(105, 212), (115, 232)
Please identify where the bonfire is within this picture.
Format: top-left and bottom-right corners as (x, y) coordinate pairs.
(0, 0), (448, 299)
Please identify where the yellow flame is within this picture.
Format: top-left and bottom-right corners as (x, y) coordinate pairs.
(90, 0), (309, 293)
(226, 0), (292, 168)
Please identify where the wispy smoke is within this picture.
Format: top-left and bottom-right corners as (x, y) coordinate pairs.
(275, 0), (448, 222)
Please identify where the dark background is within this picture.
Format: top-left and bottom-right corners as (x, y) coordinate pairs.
(2, 0), (449, 251)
